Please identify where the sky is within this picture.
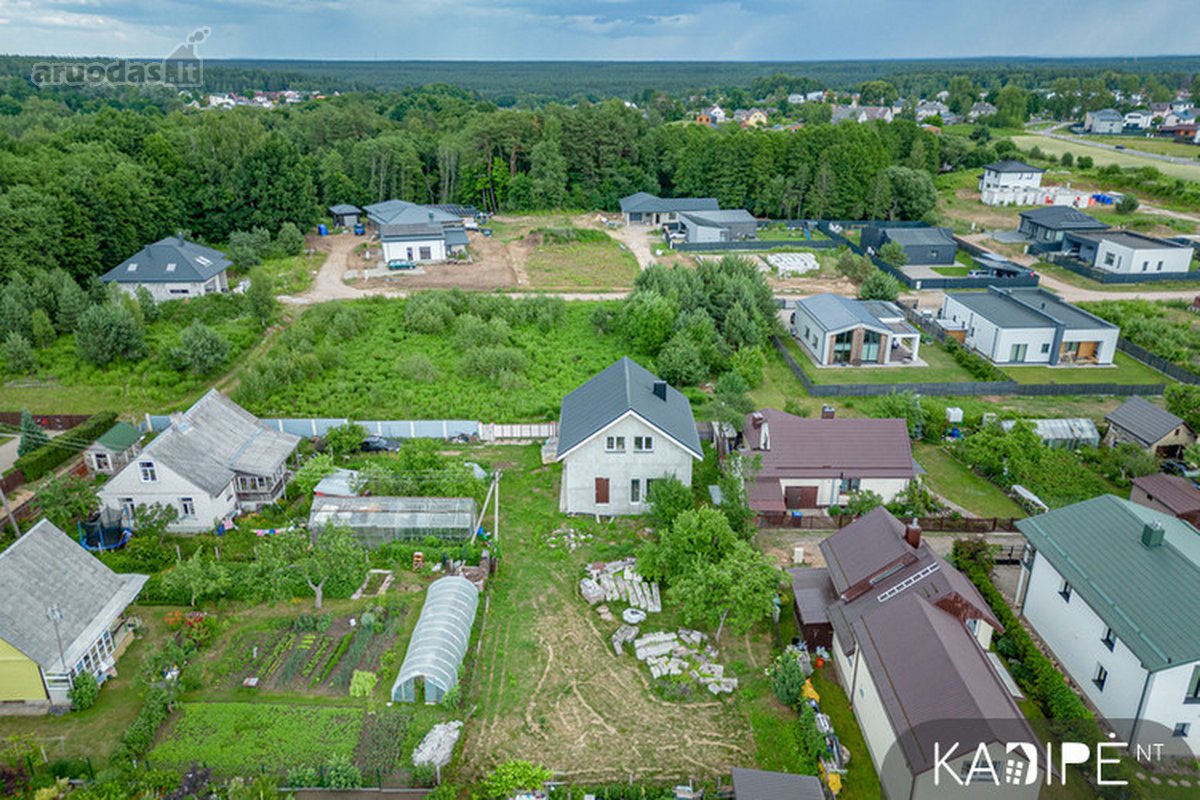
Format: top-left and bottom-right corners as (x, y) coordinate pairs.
(0, 0), (1198, 61)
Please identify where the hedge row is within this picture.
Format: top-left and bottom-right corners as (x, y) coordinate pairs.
(943, 338), (1011, 382)
(112, 686), (173, 764)
(12, 411), (118, 481)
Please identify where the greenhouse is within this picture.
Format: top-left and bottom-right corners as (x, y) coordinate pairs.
(307, 496), (477, 546)
(392, 576), (480, 704)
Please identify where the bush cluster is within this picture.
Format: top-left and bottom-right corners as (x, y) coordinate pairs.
(943, 337), (1010, 382)
(11, 411), (117, 481)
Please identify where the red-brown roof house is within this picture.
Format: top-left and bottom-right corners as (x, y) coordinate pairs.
(741, 408), (918, 514)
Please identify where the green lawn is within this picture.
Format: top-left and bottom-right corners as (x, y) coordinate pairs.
(1036, 261), (1200, 293)
(784, 336), (978, 385)
(1010, 135), (1200, 182)
(808, 668), (882, 800)
(932, 265), (971, 276)
(1075, 134), (1200, 160)
(1003, 351), (1167, 386)
(757, 225), (830, 242)
(912, 442), (1024, 518)
(524, 231), (640, 289)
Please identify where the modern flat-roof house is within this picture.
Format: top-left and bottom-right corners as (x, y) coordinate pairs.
(363, 199), (468, 264)
(861, 225), (957, 265)
(618, 192), (720, 226)
(1084, 108), (1125, 134)
(1016, 496), (1200, 755)
(97, 390), (300, 532)
(809, 509), (1042, 800)
(1131, 473), (1200, 527)
(678, 209), (758, 243)
(101, 235), (231, 303)
(1104, 395), (1195, 457)
(555, 357), (702, 515)
(939, 286), (1119, 366)
(978, 159), (1046, 206)
(0, 520), (147, 711)
(84, 422), (142, 476)
(791, 293), (920, 366)
(1063, 230), (1195, 275)
(741, 409), (918, 514)
(1018, 206), (1108, 251)
(329, 203), (362, 227)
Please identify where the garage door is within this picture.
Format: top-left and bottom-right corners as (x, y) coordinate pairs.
(784, 485), (819, 509)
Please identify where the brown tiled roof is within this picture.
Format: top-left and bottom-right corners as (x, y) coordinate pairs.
(789, 567), (836, 626)
(1132, 474), (1200, 515)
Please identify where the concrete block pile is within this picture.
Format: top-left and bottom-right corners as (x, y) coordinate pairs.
(629, 628), (738, 695)
(586, 558), (661, 613)
(548, 527), (592, 552)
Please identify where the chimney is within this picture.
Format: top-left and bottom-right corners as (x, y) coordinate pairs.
(652, 381), (668, 401)
(750, 412), (764, 430)
(760, 420), (770, 451)
(821, 404), (836, 420)
(904, 519), (922, 549)
(177, 231), (186, 244)
(1141, 521), (1165, 549)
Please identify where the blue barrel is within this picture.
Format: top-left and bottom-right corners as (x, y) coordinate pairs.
(317, 224), (328, 236)
(354, 223), (365, 235)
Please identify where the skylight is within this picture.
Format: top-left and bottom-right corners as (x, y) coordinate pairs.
(166, 263), (177, 272)
(127, 263), (138, 272)
(196, 256), (212, 266)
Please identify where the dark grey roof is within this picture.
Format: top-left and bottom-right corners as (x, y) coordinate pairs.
(365, 199), (460, 226)
(555, 357), (702, 460)
(882, 226), (956, 247)
(679, 209), (757, 227)
(1066, 230), (1191, 251)
(1018, 206), (1108, 231)
(445, 228), (470, 247)
(0, 520), (147, 670)
(328, 204), (361, 214)
(1106, 395), (1187, 447)
(1091, 108), (1124, 121)
(730, 768), (825, 800)
(380, 222), (446, 240)
(798, 293), (890, 333)
(789, 567), (835, 626)
(946, 287), (1115, 331)
(983, 159), (1043, 174)
(102, 236), (231, 284)
(618, 192), (720, 214)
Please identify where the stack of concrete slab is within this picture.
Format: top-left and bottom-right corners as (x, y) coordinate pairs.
(628, 628), (738, 695)
(611, 624), (640, 655)
(588, 559), (662, 613)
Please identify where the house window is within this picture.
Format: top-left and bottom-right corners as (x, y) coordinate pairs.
(94, 452), (110, 471)
(1058, 579), (1072, 602)
(1040, 343), (1050, 354)
(630, 479), (641, 504)
(634, 436), (654, 452)
(119, 498), (135, 517)
(861, 330), (881, 362)
(1093, 664), (1108, 692)
(138, 461), (157, 482)
(1104, 252), (1116, 267)
(832, 330), (854, 364)
(1175, 723), (1191, 738)
(605, 436), (626, 453)
(1010, 343), (1028, 363)
(1157, 261), (1164, 271)
(419, 246), (432, 260)
(1101, 627), (1116, 651)
(180, 498), (196, 518)
(840, 477), (862, 494)
(1186, 666), (1200, 703)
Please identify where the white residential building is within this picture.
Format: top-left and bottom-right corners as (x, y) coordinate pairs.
(978, 160), (1045, 206)
(1063, 231), (1195, 275)
(100, 235), (231, 303)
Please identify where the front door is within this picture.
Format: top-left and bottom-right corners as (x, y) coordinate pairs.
(594, 477), (610, 505)
(784, 485), (819, 509)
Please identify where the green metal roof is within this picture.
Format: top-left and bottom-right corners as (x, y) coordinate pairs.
(1017, 495), (1200, 672)
(95, 422), (140, 452)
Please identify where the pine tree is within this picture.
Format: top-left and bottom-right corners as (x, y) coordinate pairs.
(17, 409), (48, 456)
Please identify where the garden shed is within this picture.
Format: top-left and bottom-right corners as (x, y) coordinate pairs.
(392, 576), (479, 704)
(308, 496), (477, 546)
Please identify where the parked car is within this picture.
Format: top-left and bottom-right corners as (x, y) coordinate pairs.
(361, 435), (401, 452)
(387, 259), (416, 271)
(1161, 459), (1190, 477)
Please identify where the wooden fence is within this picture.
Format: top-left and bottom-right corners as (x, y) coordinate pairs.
(757, 512), (1023, 533)
(0, 412), (92, 430)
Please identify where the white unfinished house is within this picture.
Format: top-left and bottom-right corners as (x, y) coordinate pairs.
(1016, 496), (1200, 757)
(97, 390), (299, 532)
(556, 358), (702, 515)
(100, 235), (231, 302)
(978, 160), (1045, 206)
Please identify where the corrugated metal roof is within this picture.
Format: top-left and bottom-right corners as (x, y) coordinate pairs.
(1106, 395), (1187, 447)
(618, 192), (719, 214)
(94, 422), (141, 453)
(1017, 495), (1200, 671)
(730, 768), (825, 800)
(1132, 474), (1200, 515)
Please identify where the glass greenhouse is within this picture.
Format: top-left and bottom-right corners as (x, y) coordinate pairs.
(392, 575), (480, 704)
(308, 496), (478, 546)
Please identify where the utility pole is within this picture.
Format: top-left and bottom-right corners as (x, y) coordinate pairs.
(0, 481), (19, 540)
(46, 605), (68, 675)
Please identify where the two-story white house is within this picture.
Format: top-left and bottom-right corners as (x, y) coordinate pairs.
(978, 160), (1046, 206)
(555, 358), (702, 515)
(1016, 495), (1200, 757)
(97, 390), (299, 532)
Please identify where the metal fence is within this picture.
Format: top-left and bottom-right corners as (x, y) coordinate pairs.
(758, 512), (1022, 532)
(1050, 256), (1200, 285)
(144, 416), (564, 441)
(675, 239), (840, 253)
(1116, 339), (1200, 386)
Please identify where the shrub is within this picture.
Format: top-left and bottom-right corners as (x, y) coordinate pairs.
(943, 338), (1009, 382)
(396, 353), (438, 383)
(17, 409), (48, 456)
(836, 251), (873, 283)
(460, 346), (528, 379)
(858, 269), (901, 301)
(480, 760), (553, 799)
(323, 422), (367, 458)
(3, 332), (34, 373)
(1077, 155), (1093, 169)
(878, 241), (909, 267)
(768, 647), (811, 707)
(403, 292), (456, 334)
(276, 222), (306, 256)
(76, 303), (146, 366)
(655, 334), (706, 386)
(1116, 194), (1140, 214)
(169, 321), (231, 376)
(68, 672), (100, 710)
(323, 755), (361, 789)
(13, 411), (117, 481)
(29, 310), (55, 348)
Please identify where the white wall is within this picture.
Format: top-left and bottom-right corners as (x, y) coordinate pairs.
(112, 272), (228, 303)
(559, 412), (696, 515)
(979, 169), (1043, 192)
(682, 217), (723, 244)
(1094, 241), (1193, 275)
(774, 476), (910, 507)
(382, 238), (448, 263)
(1141, 662), (1200, 755)
(98, 457), (237, 533)
(1059, 328), (1119, 365)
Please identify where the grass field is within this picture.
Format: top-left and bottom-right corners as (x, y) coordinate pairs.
(808, 668), (882, 800)
(1035, 261), (1200, 292)
(784, 336), (978, 385)
(912, 443), (1024, 518)
(1003, 351), (1167, 385)
(259, 252), (327, 296)
(1010, 135), (1200, 182)
(524, 230), (640, 289)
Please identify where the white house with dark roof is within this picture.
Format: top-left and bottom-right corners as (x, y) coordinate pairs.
(678, 209), (758, 243)
(618, 192), (720, 226)
(791, 294), (921, 366)
(100, 235), (231, 303)
(1018, 207), (1108, 251)
(1084, 108), (1124, 134)
(363, 199), (468, 264)
(555, 357), (702, 515)
(1063, 230), (1195, 275)
(97, 390), (300, 532)
(978, 160), (1045, 206)
(0, 520), (147, 710)
(940, 286), (1119, 366)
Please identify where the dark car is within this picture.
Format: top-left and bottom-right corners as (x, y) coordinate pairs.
(387, 259), (416, 271)
(361, 435), (401, 453)
(1161, 459), (1190, 477)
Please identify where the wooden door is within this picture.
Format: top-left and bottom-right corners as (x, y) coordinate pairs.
(784, 485), (819, 509)
(594, 477), (610, 504)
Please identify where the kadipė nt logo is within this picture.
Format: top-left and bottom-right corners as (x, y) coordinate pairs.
(932, 737), (1162, 788)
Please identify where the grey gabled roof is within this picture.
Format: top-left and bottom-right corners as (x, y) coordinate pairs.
(0, 520), (147, 671)
(730, 768), (825, 800)
(555, 357), (702, 460)
(139, 390), (300, 494)
(364, 199), (460, 226)
(798, 293), (894, 334)
(329, 204), (361, 215)
(1018, 206), (1108, 231)
(618, 192), (720, 214)
(1091, 108), (1124, 121)
(1105, 395), (1187, 447)
(101, 236), (231, 285)
(983, 159), (1043, 174)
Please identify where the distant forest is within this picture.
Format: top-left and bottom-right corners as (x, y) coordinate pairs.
(2, 55), (1199, 103)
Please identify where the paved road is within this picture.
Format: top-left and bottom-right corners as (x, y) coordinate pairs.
(1030, 125), (1200, 168)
